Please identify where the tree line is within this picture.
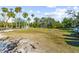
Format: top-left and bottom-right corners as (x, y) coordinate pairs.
(0, 7), (79, 29)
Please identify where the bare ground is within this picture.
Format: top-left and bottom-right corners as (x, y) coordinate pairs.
(3, 28), (79, 53)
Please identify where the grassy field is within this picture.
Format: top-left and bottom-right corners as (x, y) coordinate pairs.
(3, 28), (79, 53)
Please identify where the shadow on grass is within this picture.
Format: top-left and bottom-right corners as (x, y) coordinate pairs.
(64, 33), (79, 47)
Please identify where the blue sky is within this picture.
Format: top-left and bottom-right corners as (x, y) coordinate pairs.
(0, 6), (79, 21)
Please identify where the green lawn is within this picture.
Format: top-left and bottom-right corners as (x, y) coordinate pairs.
(3, 28), (79, 53)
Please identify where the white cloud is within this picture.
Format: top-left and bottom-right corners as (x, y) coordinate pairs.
(73, 6), (79, 10)
(36, 10), (41, 13)
(44, 12), (50, 15)
(29, 10), (33, 13)
(47, 6), (56, 8)
(44, 8), (68, 21)
(73, 6), (79, 13)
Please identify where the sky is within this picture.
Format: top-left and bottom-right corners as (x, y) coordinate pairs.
(0, 6), (79, 22)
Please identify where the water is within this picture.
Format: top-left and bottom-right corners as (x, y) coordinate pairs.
(66, 41), (79, 46)
(0, 41), (7, 52)
(0, 40), (12, 53)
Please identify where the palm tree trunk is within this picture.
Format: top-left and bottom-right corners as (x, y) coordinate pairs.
(3, 22), (5, 29)
(16, 22), (18, 28)
(6, 17), (10, 29)
(11, 23), (13, 29)
(15, 18), (17, 29)
(19, 21), (20, 28)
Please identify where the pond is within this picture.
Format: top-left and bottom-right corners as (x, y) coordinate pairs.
(65, 40), (79, 47)
(0, 40), (17, 53)
(0, 40), (8, 52)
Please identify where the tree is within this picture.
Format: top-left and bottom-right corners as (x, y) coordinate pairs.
(7, 12), (15, 18)
(53, 21), (63, 28)
(0, 13), (5, 28)
(2, 7), (8, 13)
(1, 7), (8, 28)
(33, 17), (40, 27)
(27, 17), (31, 26)
(30, 17), (57, 28)
(46, 17), (55, 28)
(22, 12), (28, 28)
(1, 8), (17, 29)
(22, 12), (28, 18)
(1, 7), (8, 21)
(31, 14), (34, 18)
(15, 7), (21, 13)
(5, 8), (15, 28)
(31, 14), (35, 22)
(62, 18), (73, 28)
(15, 7), (22, 28)
(15, 18), (23, 28)
(40, 17), (56, 28)
(7, 11), (15, 28)
(34, 17), (39, 23)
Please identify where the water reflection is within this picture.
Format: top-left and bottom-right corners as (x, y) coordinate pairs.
(64, 33), (79, 47)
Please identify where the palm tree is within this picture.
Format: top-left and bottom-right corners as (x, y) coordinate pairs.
(15, 7), (21, 13)
(7, 11), (15, 28)
(9, 8), (14, 28)
(22, 12), (28, 18)
(15, 7), (22, 28)
(31, 14), (34, 22)
(31, 14), (34, 18)
(22, 12), (28, 28)
(27, 17), (31, 26)
(0, 13), (5, 28)
(2, 7), (8, 13)
(34, 17), (39, 23)
(34, 17), (40, 27)
(1, 7), (8, 28)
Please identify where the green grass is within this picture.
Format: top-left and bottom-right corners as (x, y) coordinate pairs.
(60, 28), (74, 34)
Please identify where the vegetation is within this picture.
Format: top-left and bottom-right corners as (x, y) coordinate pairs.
(0, 7), (79, 30)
